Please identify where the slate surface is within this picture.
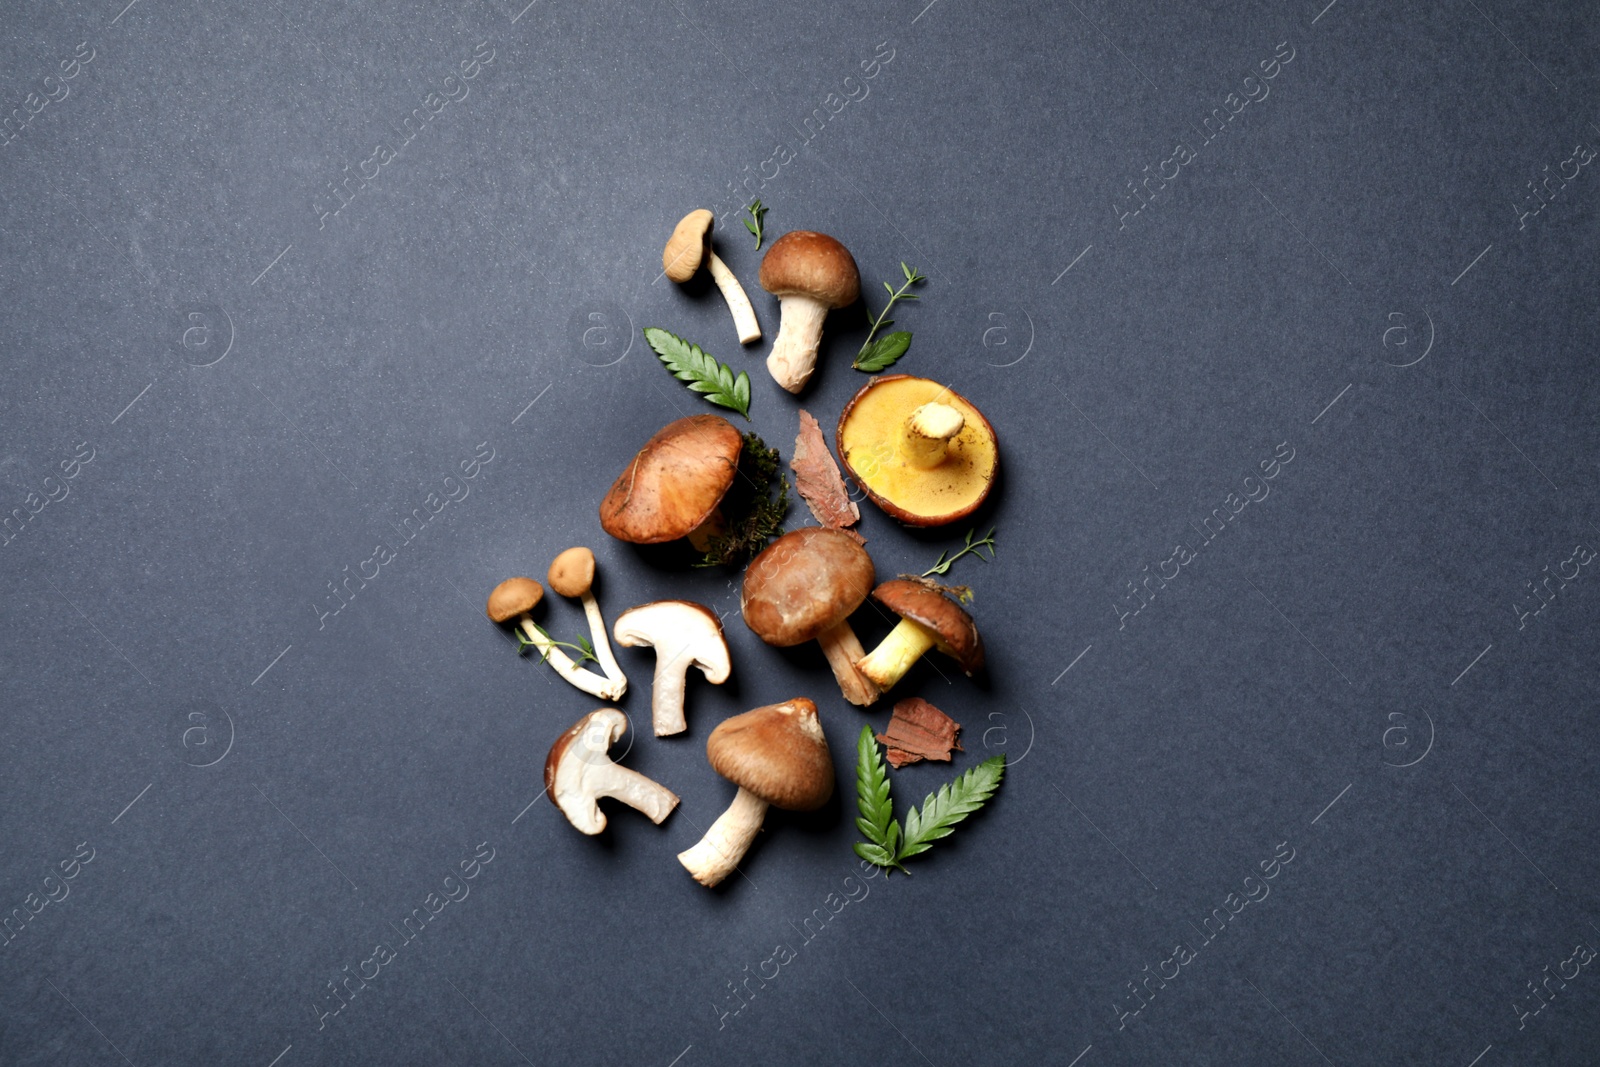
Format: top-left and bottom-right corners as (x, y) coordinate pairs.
(2, 1), (1598, 1064)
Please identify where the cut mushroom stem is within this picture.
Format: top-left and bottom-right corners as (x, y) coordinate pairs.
(677, 787), (768, 887)
(706, 253), (762, 345)
(816, 620), (881, 707)
(548, 547), (626, 698)
(765, 294), (830, 394)
(903, 402), (966, 469)
(856, 617), (938, 690)
(546, 708), (679, 834)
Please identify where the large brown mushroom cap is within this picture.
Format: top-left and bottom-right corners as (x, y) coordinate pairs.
(871, 578), (985, 674)
(759, 231), (860, 309)
(599, 415), (744, 544)
(837, 375), (999, 527)
(707, 697), (834, 811)
(742, 527), (875, 647)
(487, 577), (544, 622)
(663, 209), (713, 283)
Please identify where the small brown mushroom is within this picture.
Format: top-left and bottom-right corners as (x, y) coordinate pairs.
(759, 231), (860, 393)
(486, 577), (622, 700)
(545, 708), (679, 834)
(677, 697), (834, 887)
(855, 578), (985, 692)
(599, 415), (744, 552)
(548, 547), (626, 695)
(836, 375), (1000, 527)
(612, 600), (731, 737)
(664, 209), (762, 345)
(741, 527), (880, 707)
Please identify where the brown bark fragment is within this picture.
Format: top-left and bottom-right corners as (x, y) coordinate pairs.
(876, 697), (963, 768)
(792, 409), (861, 532)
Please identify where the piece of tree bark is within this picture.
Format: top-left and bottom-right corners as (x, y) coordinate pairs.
(792, 409), (861, 535)
(876, 697), (963, 768)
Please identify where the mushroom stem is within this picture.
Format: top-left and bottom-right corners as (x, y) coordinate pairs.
(901, 402), (965, 469)
(766, 294), (831, 393)
(707, 252), (762, 345)
(856, 617), (938, 690)
(650, 654), (691, 737)
(517, 617), (625, 700)
(577, 591), (626, 687)
(677, 787), (770, 887)
(817, 620), (881, 707)
(686, 507), (727, 553)
(589, 764), (680, 825)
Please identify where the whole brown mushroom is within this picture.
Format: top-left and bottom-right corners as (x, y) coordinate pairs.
(599, 415), (744, 551)
(741, 527), (880, 707)
(759, 231), (860, 394)
(676, 697), (834, 887)
(548, 546), (626, 693)
(855, 578), (984, 693)
(663, 209), (762, 345)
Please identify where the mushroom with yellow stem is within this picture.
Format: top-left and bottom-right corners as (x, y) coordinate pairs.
(676, 697), (834, 887)
(486, 577), (624, 700)
(836, 374), (999, 527)
(855, 578), (985, 693)
(664, 209), (762, 345)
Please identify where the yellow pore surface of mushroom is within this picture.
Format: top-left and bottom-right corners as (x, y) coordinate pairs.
(838, 376), (998, 526)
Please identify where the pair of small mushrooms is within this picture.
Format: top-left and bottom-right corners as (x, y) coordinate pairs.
(488, 550), (729, 736)
(546, 697), (834, 888)
(665, 211), (860, 395)
(740, 528), (985, 706)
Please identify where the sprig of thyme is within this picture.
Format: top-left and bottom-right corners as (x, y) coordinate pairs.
(741, 199), (768, 249)
(853, 262), (926, 372)
(516, 626), (597, 666)
(922, 527), (997, 577)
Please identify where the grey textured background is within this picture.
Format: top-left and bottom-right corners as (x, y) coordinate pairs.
(2, 0), (1598, 1064)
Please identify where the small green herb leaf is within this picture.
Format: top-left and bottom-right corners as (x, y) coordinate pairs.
(644, 327), (752, 419)
(854, 331), (913, 373)
(922, 526), (998, 577)
(742, 199), (768, 249)
(898, 755), (1006, 861)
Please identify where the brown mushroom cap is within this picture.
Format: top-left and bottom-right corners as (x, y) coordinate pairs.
(599, 415), (744, 544)
(487, 577), (544, 622)
(548, 547), (596, 598)
(742, 527), (875, 647)
(663, 209), (713, 284)
(871, 578), (985, 674)
(707, 697), (834, 810)
(759, 231), (860, 309)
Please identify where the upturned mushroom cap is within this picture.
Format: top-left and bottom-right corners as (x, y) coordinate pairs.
(599, 415), (744, 544)
(663, 209), (714, 283)
(548, 547), (596, 598)
(759, 231), (860, 309)
(742, 527), (875, 647)
(871, 578), (985, 674)
(837, 375), (999, 527)
(707, 697), (834, 811)
(487, 577), (544, 622)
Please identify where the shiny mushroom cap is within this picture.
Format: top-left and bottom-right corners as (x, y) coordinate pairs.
(706, 697), (834, 811)
(486, 577), (544, 623)
(599, 415), (744, 544)
(548, 547), (596, 598)
(741, 527), (875, 647)
(759, 231), (860, 309)
(837, 375), (1000, 527)
(871, 578), (985, 674)
(663, 209), (714, 283)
